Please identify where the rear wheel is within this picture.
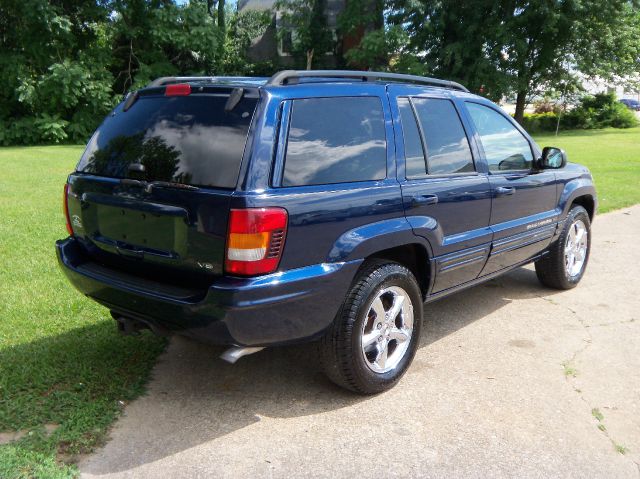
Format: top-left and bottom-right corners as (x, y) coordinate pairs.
(319, 260), (423, 394)
(535, 205), (591, 290)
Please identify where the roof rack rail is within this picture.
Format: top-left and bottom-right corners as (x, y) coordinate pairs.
(147, 76), (260, 87)
(149, 76), (218, 87)
(266, 70), (470, 92)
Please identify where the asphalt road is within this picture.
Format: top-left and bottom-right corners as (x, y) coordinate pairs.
(81, 206), (640, 479)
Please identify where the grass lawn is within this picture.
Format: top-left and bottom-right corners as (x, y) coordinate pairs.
(0, 146), (165, 478)
(533, 127), (640, 213)
(0, 128), (638, 477)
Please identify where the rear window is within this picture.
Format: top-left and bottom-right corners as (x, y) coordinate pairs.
(282, 97), (387, 187)
(76, 90), (259, 188)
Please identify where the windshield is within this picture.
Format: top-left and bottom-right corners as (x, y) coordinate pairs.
(76, 90), (259, 188)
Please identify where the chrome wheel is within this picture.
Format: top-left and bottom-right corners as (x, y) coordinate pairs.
(565, 219), (588, 277)
(361, 286), (414, 374)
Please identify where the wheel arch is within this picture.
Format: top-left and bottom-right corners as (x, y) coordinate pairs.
(570, 194), (595, 221)
(364, 244), (432, 300)
(559, 178), (597, 221)
(327, 218), (434, 299)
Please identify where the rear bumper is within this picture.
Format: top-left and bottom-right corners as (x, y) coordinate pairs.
(56, 237), (361, 346)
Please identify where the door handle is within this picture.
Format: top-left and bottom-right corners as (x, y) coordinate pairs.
(495, 186), (515, 197)
(411, 194), (439, 205)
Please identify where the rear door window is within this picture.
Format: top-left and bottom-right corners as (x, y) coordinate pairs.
(397, 98), (427, 178)
(411, 98), (474, 175)
(282, 97), (387, 187)
(76, 90), (259, 188)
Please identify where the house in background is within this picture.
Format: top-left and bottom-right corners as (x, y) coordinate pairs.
(238, 0), (373, 68)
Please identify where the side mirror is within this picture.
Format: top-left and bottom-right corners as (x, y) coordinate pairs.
(540, 146), (567, 169)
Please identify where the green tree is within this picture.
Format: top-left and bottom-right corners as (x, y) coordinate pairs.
(0, 0), (224, 145)
(492, 0), (640, 123)
(388, 0), (640, 124)
(0, 0), (115, 144)
(337, 0), (382, 67)
(275, 0), (335, 69)
(206, 0), (228, 72)
(109, 0), (220, 92)
(222, 9), (272, 75)
(385, 0), (507, 96)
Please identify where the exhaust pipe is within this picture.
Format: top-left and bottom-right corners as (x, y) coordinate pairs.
(220, 346), (265, 364)
(115, 315), (149, 336)
(111, 312), (262, 362)
(112, 312), (170, 337)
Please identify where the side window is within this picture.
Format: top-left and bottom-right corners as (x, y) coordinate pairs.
(282, 97), (387, 187)
(411, 98), (474, 175)
(397, 98), (427, 178)
(397, 97), (474, 177)
(466, 102), (533, 172)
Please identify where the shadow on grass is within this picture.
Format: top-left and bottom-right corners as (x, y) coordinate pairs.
(78, 266), (561, 475)
(0, 318), (165, 468)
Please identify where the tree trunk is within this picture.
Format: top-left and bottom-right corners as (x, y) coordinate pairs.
(514, 90), (527, 125)
(555, 82), (569, 136)
(306, 49), (314, 70)
(217, 0), (225, 33)
(216, 0), (226, 72)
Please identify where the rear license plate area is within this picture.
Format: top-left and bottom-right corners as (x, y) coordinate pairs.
(97, 204), (177, 252)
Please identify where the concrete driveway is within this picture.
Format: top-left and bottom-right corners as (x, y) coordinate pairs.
(81, 206), (640, 479)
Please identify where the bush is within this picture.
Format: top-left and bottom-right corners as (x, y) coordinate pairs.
(520, 93), (638, 132)
(532, 99), (560, 114)
(565, 93), (638, 129)
(0, 59), (116, 146)
(521, 112), (560, 133)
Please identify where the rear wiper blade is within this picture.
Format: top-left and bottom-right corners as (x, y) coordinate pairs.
(120, 178), (199, 192)
(224, 87), (245, 112)
(149, 181), (199, 191)
(123, 90), (139, 112)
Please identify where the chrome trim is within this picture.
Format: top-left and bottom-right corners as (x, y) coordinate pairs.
(360, 286), (414, 374)
(565, 219), (588, 277)
(220, 346), (265, 364)
(490, 224), (556, 256)
(267, 70), (470, 92)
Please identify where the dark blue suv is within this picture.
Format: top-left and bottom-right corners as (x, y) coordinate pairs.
(57, 70), (597, 393)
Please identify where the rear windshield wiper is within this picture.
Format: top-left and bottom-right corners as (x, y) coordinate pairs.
(123, 90), (139, 112)
(120, 178), (199, 192)
(224, 87), (245, 112)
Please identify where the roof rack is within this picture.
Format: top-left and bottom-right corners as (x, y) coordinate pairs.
(147, 71), (470, 92)
(266, 70), (469, 92)
(147, 76), (263, 87)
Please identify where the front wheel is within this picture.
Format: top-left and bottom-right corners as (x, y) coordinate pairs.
(535, 205), (591, 290)
(319, 260), (423, 394)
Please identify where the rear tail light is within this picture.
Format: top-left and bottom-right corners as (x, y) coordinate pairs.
(225, 208), (288, 276)
(165, 83), (191, 96)
(63, 183), (73, 236)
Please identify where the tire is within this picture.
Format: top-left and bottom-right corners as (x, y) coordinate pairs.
(319, 260), (423, 394)
(535, 205), (591, 290)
